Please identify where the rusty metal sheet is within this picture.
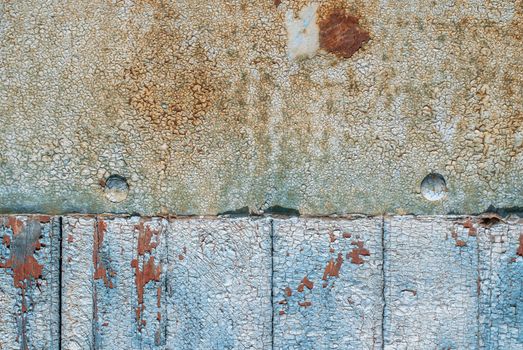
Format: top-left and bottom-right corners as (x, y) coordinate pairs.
(478, 218), (523, 349)
(61, 216), (167, 349)
(164, 217), (272, 349)
(383, 216), (479, 349)
(0, 216), (60, 350)
(1, 1), (522, 216)
(272, 217), (383, 349)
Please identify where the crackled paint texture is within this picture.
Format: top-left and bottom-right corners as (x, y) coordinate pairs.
(62, 216), (167, 349)
(0, 0), (522, 216)
(0, 215), (521, 348)
(273, 217), (383, 349)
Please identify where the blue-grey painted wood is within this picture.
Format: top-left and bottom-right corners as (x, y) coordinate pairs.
(0, 216), (60, 350)
(165, 218), (273, 350)
(383, 216), (479, 349)
(272, 217), (383, 349)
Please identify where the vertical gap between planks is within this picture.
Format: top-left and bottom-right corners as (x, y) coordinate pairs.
(270, 218), (275, 350)
(380, 216), (386, 350)
(163, 218), (169, 346)
(58, 216), (63, 350)
(476, 221), (481, 350)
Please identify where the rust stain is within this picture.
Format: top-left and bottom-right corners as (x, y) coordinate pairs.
(3, 235), (11, 247)
(279, 310), (285, 315)
(122, 3), (219, 146)
(322, 252), (344, 280)
(329, 231), (337, 243)
(285, 287), (292, 297)
(297, 276), (314, 292)
(517, 234), (523, 256)
(67, 234), (74, 243)
(463, 219), (477, 236)
(347, 241), (370, 264)
(0, 219), (44, 292)
(319, 8), (370, 58)
(6, 217), (24, 235)
(136, 222), (159, 256)
(0, 218), (46, 349)
(298, 301), (312, 308)
(132, 221), (162, 331)
(274, 0), (281, 7)
(93, 219), (113, 289)
(342, 232), (352, 239)
(456, 239), (467, 247)
(131, 257), (161, 305)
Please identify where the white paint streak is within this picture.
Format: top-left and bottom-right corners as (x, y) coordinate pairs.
(285, 4), (320, 60)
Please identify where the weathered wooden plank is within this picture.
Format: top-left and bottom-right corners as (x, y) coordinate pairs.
(383, 216), (479, 349)
(165, 218), (272, 349)
(478, 218), (523, 349)
(272, 217), (383, 349)
(0, 215), (60, 350)
(61, 216), (167, 349)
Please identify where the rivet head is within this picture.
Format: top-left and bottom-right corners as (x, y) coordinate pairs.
(104, 175), (129, 203)
(420, 173), (447, 201)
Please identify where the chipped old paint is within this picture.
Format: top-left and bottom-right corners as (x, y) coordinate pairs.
(0, 216), (60, 350)
(0, 215), (521, 348)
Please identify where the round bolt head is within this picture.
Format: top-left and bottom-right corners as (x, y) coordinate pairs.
(104, 175), (129, 203)
(420, 173), (448, 201)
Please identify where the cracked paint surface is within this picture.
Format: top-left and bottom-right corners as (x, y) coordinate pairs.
(0, 216), (60, 350)
(0, 215), (521, 348)
(273, 217), (384, 349)
(0, 1), (521, 216)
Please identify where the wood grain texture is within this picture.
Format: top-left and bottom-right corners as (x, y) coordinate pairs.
(165, 218), (272, 350)
(478, 219), (523, 349)
(272, 217), (383, 349)
(0, 215), (521, 349)
(61, 216), (167, 349)
(0, 216), (60, 350)
(383, 216), (479, 349)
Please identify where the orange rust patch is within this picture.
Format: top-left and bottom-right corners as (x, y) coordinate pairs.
(298, 301), (312, 308)
(347, 241), (370, 264)
(284, 287), (292, 297)
(136, 222), (159, 256)
(279, 310), (285, 315)
(342, 232), (351, 239)
(0, 218), (45, 323)
(517, 234), (523, 257)
(463, 219), (477, 236)
(322, 252), (344, 280)
(319, 9), (370, 58)
(7, 217), (24, 235)
(302, 276), (314, 290)
(93, 219), (113, 288)
(456, 240), (467, 247)
(3, 235), (11, 247)
(274, 0), (281, 7)
(67, 234), (74, 243)
(329, 231), (336, 243)
(132, 221), (163, 331)
(132, 256), (161, 306)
